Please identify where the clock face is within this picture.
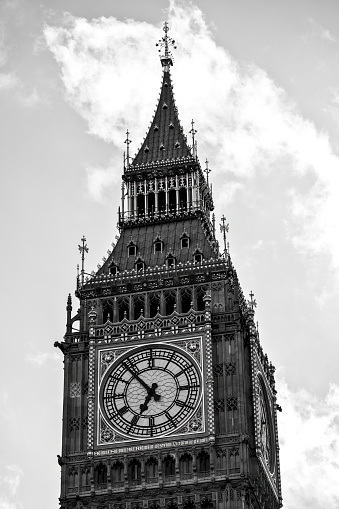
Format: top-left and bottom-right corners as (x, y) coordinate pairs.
(258, 380), (275, 472)
(100, 345), (202, 439)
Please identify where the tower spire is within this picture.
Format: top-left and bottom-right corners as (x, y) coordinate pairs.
(220, 215), (229, 258)
(156, 22), (177, 70)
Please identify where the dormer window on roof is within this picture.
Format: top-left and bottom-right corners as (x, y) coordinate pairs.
(180, 231), (190, 249)
(127, 238), (137, 257)
(135, 257), (145, 272)
(162, 102), (168, 109)
(169, 122), (174, 129)
(109, 263), (118, 275)
(175, 140), (180, 148)
(159, 144), (165, 151)
(153, 235), (164, 253)
(166, 253), (176, 268)
(144, 146), (149, 153)
(154, 125), (159, 132)
(193, 248), (203, 264)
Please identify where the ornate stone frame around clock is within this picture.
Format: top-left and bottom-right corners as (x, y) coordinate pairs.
(91, 334), (212, 447)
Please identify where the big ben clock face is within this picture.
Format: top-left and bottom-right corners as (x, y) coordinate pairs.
(99, 344), (202, 439)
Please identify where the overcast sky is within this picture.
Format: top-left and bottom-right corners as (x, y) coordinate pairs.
(1, 1), (339, 508)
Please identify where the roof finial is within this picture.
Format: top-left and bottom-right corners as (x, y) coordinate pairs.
(220, 214), (229, 258)
(156, 22), (176, 70)
(78, 235), (89, 286)
(124, 129), (131, 168)
(204, 158), (211, 186)
(189, 119), (197, 158)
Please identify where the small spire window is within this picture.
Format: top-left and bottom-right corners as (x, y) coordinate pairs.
(135, 257), (145, 272)
(175, 140), (180, 148)
(159, 144), (165, 151)
(193, 248), (203, 264)
(144, 145), (150, 153)
(180, 231), (190, 249)
(109, 263), (118, 275)
(162, 102), (168, 109)
(154, 125), (159, 131)
(153, 234), (164, 253)
(127, 238), (137, 257)
(169, 122), (174, 129)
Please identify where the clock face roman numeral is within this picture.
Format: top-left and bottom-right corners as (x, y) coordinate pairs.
(118, 405), (128, 416)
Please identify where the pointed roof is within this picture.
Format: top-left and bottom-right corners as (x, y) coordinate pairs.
(131, 70), (193, 167)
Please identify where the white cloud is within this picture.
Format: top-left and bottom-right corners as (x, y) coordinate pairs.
(277, 374), (339, 508)
(0, 72), (17, 91)
(26, 351), (61, 365)
(0, 465), (24, 509)
(308, 18), (336, 43)
(44, 1), (339, 280)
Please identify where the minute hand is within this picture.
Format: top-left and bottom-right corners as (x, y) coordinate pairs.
(122, 363), (151, 392)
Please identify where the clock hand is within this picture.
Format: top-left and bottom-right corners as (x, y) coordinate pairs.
(122, 362), (151, 392)
(140, 383), (161, 413)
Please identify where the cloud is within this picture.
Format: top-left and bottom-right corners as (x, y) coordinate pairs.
(86, 155), (122, 201)
(277, 374), (339, 508)
(0, 72), (17, 91)
(18, 87), (47, 108)
(26, 351), (61, 365)
(44, 1), (339, 280)
(308, 17), (336, 43)
(0, 465), (24, 509)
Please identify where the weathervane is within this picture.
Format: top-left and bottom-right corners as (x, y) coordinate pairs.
(156, 22), (177, 68)
(204, 158), (211, 186)
(220, 214), (229, 258)
(78, 235), (89, 286)
(124, 129), (132, 168)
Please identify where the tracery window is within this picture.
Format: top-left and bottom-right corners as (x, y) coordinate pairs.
(149, 293), (160, 317)
(164, 290), (176, 315)
(111, 461), (124, 485)
(102, 299), (113, 323)
(179, 453), (193, 477)
(163, 455), (175, 477)
(94, 463), (107, 489)
(145, 457), (158, 483)
(133, 294), (144, 320)
(128, 459), (141, 483)
(180, 288), (192, 313)
(197, 450), (210, 473)
(118, 297), (129, 321)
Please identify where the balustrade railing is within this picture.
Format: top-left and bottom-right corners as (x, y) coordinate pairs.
(164, 475), (176, 483)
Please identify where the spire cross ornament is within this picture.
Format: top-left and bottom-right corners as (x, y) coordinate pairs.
(248, 291), (257, 311)
(124, 130), (131, 168)
(78, 235), (89, 286)
(204, 158), (211, 186)
(156, 22), (176, 68)
(220, 214), (229, 257)
(189, 119), (197, 157)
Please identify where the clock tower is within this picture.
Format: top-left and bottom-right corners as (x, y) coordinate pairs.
(55, 23), (282, 509)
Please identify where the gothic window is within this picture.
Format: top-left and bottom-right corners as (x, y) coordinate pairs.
(158, 190), (166, 212)
(108, 263), (118, 275)
(201, 498), (213, 509)
(136, 193), (145, 216)
(168, 189), (176, 212)
(167, 256), (175, 268)
(135, 257), (145, 272)
(153, 236), (163, 253)
(145, 457), (158, 482)
(180, 288), (192, 313)
(133, 294), (144, 320)
(214, 399), (225, 412)
(149, 293), (160, 317)
(227, 397), (238, 411)
(213, 364), (224, 377)
(179, 187), (187, 211)
(197, 451), (210, 473)
(193, 252), (203, 263)
(118, 297), (129, 321)
(81, 466), (90, 491)
(95, 463), (107, 489)
(148, 192), (155, 215)
(179, 453), (193, 477)
(111, 461), (124, 485)
(180, 231), (190, 249)
(183, 502), (195, 509)
(229, 447), (240, 474)
(102, 300), (113, 323)
(163, 455), (175, 477)
(196, 286), (206, 311)
(164, 290), (176, 315)
(129, 459), (141, 483)
(128, 241), (137, 257)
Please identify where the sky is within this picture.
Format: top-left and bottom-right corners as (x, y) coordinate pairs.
(0, 0), (339, 507)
